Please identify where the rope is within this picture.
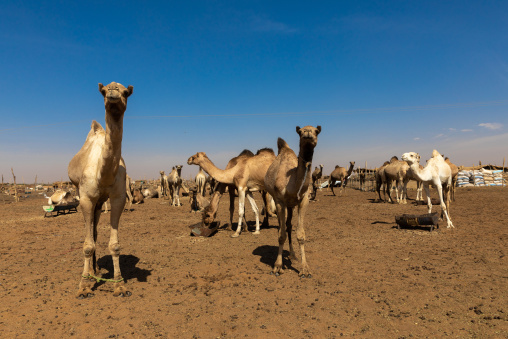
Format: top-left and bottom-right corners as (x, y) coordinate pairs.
(82, 274), (124, 283)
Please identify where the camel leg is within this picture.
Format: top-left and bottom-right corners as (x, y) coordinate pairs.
(386, 181), (393, 203)
(286, 207), (296, 260)
(260, 191), (271, 228)
(125, 185), (133, 212)
(246, 191), (261, 234)
(103, 199), (109, 213)
(423, 183), (432, 214)
(77, 197), (97, 299)
(296, 194), (311, 278)
(330, 180), (336, 196)
(174, 185), (181, 206)
(272, 202), (287, 276)
(437, 183), (454, 228)
(109, 186), (130, 297)
(228, 184), (235, 229)
(232, 187), (246, 238)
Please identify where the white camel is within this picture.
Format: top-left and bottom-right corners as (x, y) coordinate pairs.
(402, 150), (454, 228)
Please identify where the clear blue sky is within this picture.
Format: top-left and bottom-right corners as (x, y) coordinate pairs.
(1, 1), (507, 183)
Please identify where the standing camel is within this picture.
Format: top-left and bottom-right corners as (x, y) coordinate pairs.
(168, 165), (183, 206)
(309, 164), (323, 201)
(264, 125), (321, 277)
(195, 167), (207, 196)
(187, 148), (276, 237)
(159, 171), (169, 199)
(68, 82), (133, 298)
(375, 160), (391, 202)
(328, 162), (355, 196)
(382, 157), (409, 204)
(402, 150), (454, 228)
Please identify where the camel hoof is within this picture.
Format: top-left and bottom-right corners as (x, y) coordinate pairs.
(253, 231), (260, 235)
(231, 233), (240, 238)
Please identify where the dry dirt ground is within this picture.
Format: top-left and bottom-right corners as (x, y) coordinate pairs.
(0, 186), (506, 338)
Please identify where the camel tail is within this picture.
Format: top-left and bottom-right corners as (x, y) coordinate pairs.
(276, 138), (289, 154)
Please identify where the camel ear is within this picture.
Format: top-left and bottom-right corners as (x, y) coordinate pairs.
(316, 126), (321, 134)
(126, 85), (133, 97)
(99, 83), (106, 97)
(296, 126), (301, 135)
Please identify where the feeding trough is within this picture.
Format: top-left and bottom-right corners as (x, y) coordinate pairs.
(189, 221), (220, 237)
(395, 213), (439, 231)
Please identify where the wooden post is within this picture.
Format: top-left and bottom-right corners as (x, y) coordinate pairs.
(11, 168), (19, 202)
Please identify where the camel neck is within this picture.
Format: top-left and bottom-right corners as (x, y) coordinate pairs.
(101, 111), (124, 182)
(199, 157), (235, 185)
(295, 142), (315, 197)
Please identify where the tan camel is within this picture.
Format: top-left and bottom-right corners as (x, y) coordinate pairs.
(380, 156), (408, 204)
(445, 157), (459, 201)
(190, 189), (210, 213)
(68, 81), (133, 298)
(264, 125), (321, 277)
(46, 190), (76, 205)
(168, 165), (183, 206)
(309, 164), (323, 200)
(142, 187), (159, 199)
(375, 160), (391, 202)
(198, 149), (254, 229)
(132, 186), (144, 204)
(195, 167), (207, 196)
(159, 171), (169, 199)
(187, 148), (276, 237)
(402, 150), (454, 228)
(328, 161), (355, 196)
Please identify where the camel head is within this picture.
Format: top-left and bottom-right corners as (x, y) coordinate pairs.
(99, 82), (133, 116)
(160, 171), (165, 176)
(187, 152), (207, 166)
(296, 125), (321, 148)
(319, 164), (324, 169)
(401, 152), (420, 165)
(175, 165), (183, 174)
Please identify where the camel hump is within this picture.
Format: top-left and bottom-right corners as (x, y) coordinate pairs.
(432, 150), (441, 158)
(277, 138), (289, 154)
(91, 120), (104, 134)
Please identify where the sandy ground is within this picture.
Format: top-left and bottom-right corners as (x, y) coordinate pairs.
(0, 186), (506, 338)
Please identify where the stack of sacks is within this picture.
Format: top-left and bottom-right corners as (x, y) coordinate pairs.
(457, 170), (473, 187)
(492, 170), (506, 186)
(481, 169), (495, 186)
(472, 170), (485, 186)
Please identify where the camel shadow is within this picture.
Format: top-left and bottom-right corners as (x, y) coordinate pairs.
(371, 221), (392, 225)
(96, 254), (152, 286)
(252, 245), (298, 274)
(228, 220), (278, 233)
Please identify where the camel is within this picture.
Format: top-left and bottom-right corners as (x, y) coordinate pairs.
(375, 161), (391, 202)
(159, 171), (169, 199)
(142, 187), (159, 199)
(132, 187), (144, 204)
(197, 149), (254, 229)
(187, 148), (276, 237)
(45, 190), (76, 206)
(68, 81), (133, 298)
(190, 188), (210, 213)
(401, 150), (454, 228)
(381, 156), (409, 204)
(328, 161), (355, 196)
(309, 164), (323, 200)
(264, 125), (321, 277)
(445, 157), (459, 201)
(195, 167), (207, 196)
(168, 165), (183, 206)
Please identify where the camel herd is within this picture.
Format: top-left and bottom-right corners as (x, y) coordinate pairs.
(65, 81), (457, 298)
